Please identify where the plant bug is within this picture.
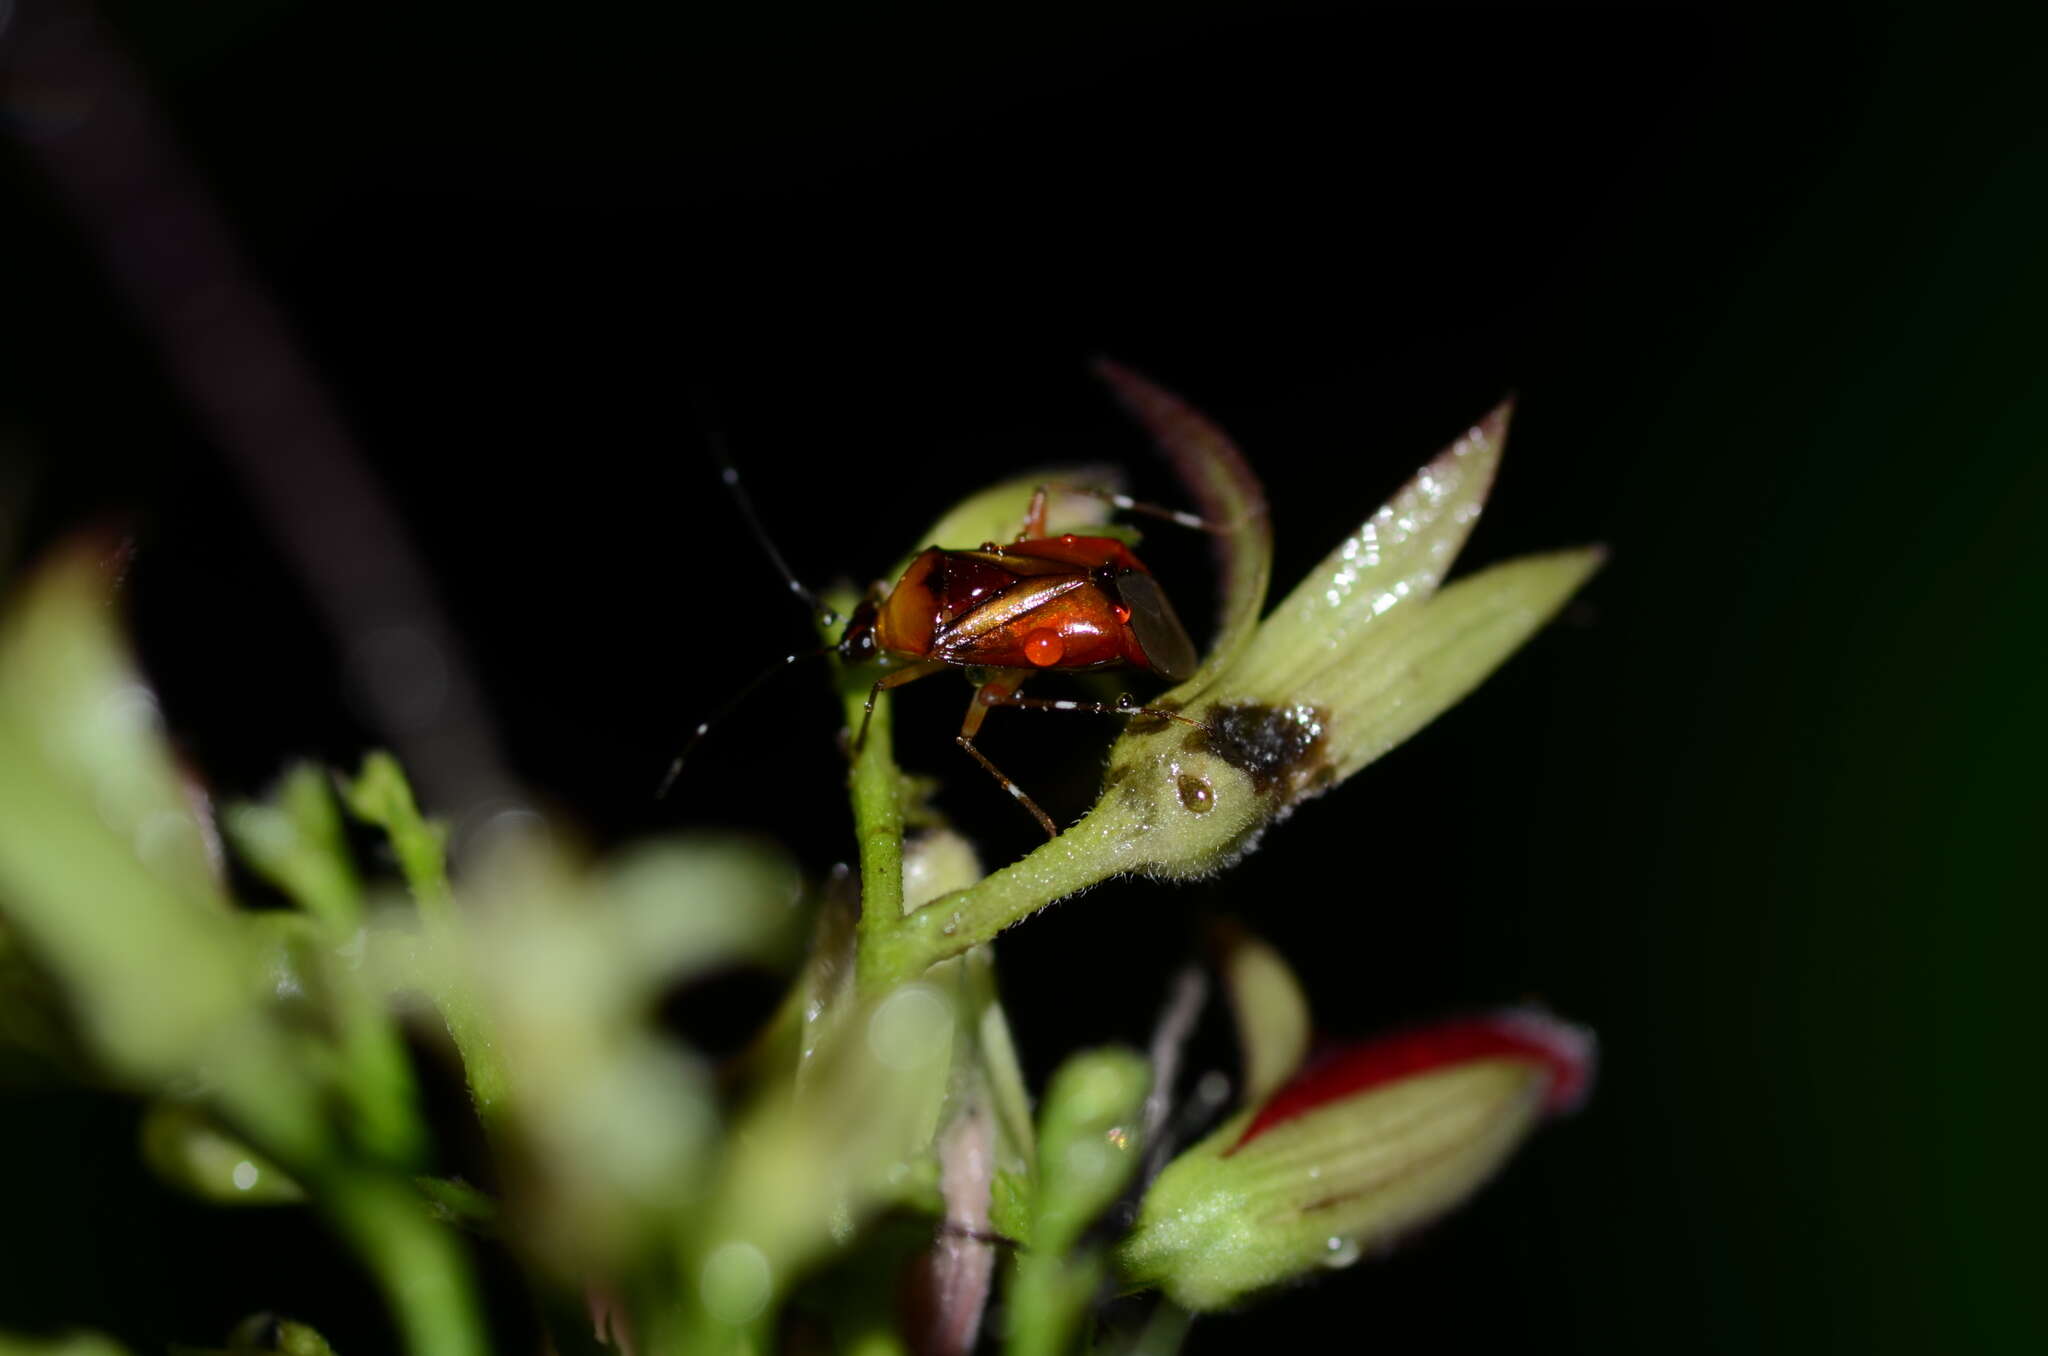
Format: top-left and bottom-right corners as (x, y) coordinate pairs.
(660, 440), (1213, 837)
(840, 483), (1209, 836)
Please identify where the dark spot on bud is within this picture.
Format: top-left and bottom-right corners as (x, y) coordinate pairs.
(1176, 773), (1215, 814)
(1187, 701), (1330, 801)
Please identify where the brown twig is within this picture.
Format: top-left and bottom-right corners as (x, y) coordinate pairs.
(2, 0), (516, 820)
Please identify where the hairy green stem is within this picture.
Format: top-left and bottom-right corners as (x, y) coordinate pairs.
(861, 815), (1119, 987)
(822, 581), (910, 992)
(848, 676), (907, 990)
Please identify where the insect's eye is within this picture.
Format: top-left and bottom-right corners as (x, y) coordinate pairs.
(839, 601), (880, 663)
(1114, 572), (1198, 682)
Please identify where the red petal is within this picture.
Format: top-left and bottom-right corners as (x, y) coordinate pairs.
(1229, 1009), (1595, 1153)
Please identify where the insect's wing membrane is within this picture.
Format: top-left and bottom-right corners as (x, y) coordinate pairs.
(1116, 572), (1199, 682)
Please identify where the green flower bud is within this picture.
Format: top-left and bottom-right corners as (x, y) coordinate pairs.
(1116, 1009), (1593, 1310)
(874, 371), (1602, 981)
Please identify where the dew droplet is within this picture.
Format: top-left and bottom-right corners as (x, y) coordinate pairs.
(1322, 1236), (1363, 1269)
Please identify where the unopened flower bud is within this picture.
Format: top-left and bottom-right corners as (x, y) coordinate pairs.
(1116, 1009), (1593, 1310)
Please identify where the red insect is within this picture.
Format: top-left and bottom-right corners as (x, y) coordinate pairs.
(661, 466), (1208, 835)
(840, 485), (1206, 836)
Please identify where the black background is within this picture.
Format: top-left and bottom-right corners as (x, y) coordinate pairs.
(4, 3), (2044, 1352)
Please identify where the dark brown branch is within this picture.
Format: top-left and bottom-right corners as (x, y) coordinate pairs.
(2, 0), (516, 819)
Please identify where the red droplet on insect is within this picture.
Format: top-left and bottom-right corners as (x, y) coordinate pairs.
(1113, 604), (1131, 624)
(1061, 533), (1076, 545)
(1023, 629), (1066, 667)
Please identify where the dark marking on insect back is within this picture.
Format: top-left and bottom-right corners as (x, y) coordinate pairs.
(1186, 701), (1332, 801)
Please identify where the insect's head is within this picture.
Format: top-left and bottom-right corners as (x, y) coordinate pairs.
(837, 596), (881, 665)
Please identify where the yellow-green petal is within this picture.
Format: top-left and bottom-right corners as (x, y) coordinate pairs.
(1217, 401), (1507, 702)
(1116, 1059), (1548, 1310)
(1094, 360), (1272, 693)
(1214, 926), (1311, 1105)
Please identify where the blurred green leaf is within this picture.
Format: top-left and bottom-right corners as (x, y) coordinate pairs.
(0, 547), (258, 1086)
(0, 557), (491, 1356)
(1005, 1048), (1149, 1356)
(0, 915), (82, 1077)
(225, 764), (363, 930)
(1030, 1049), (1148, 1255)
(141, 1100), (306, 1204)
(342, 752), (504, 1119)
(990, 1168), (1033, 1249)
(602, 835), (805, 986)
(1213, 925), (1310, 1106)
(414, 1175), (500, 1236)
(1092, 1299), (1192, 1356)
(0, 537), (222, 905)
(0, 1333), (131, 1355)
(342, 753), (452, 924)
(419, 826), (802, 1287)
(674, 980), (961, 1346)
(451, 834), (719, 1281)
(224, 1315), (338, 1356)
(231, 808), (425, 1166)
(972, 965), (1036, 1165)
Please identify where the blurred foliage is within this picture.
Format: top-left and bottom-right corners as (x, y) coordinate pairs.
(0, 379), (1593, 1353)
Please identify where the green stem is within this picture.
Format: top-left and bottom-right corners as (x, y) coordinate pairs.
(861, 807), (1128, 987)
(848, 674), (907, 991)
(319, 1171), (489, 1356)
(385, 845), (507, 1121)
(820, 580), (909, 994)
(345, 753), (509, 1121)
(211, 1053), (486, 1356)
(1005, 1248), (1104, 1356)
(1119, 1300), (1193, 1356)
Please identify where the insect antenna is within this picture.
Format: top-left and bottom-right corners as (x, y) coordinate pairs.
(1044, 481), (1221, 534)
(709, 431), (839, 625)
(659, 423), (848, 799)
(655, 643), (836, 798)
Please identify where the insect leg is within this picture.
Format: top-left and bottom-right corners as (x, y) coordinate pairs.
(1019, 485), (1049, 539)
(855, 660), (947, 751)
(956, 671), (1059, 838)
(1041, 482), (1219, 534)
(980, 690), (1207, 729)
(656, 644), (835, 797)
